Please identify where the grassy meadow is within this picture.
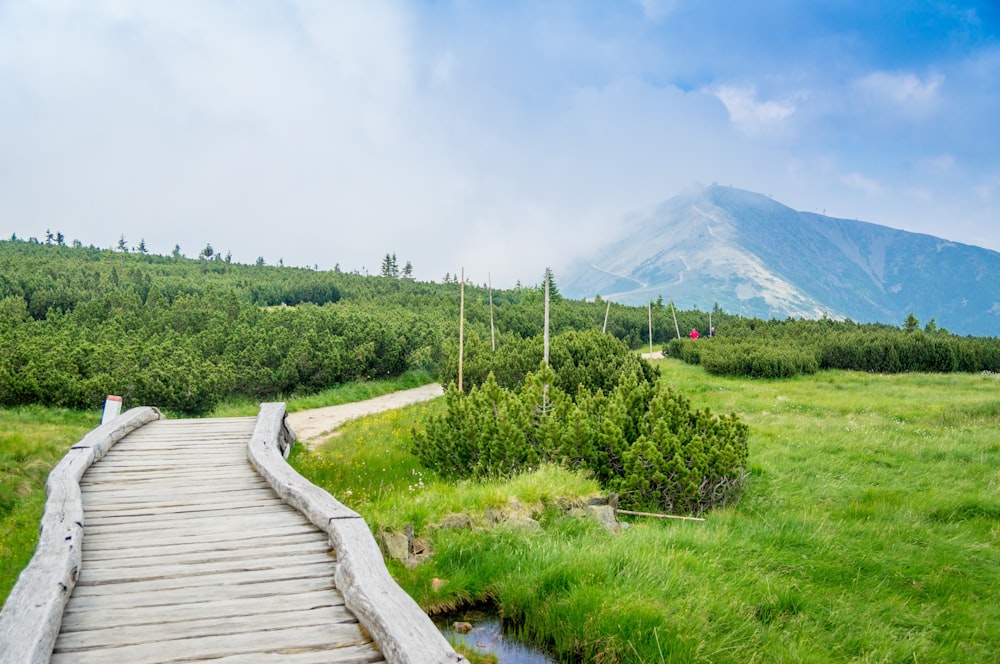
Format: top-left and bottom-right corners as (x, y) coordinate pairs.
(0, 407), (96, 601)
(293, 360), (1000, 663)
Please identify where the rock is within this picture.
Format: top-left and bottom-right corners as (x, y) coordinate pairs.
(381, 527), (433, 568)
(585, 504), (621, 534)
(452, 621), (473, 634)
(431, 577), (448, 592)
(436, 513), (472, 530)
(381, 531), (411, 562)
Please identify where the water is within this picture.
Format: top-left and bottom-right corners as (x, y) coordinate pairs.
(437, 610), (557, 664)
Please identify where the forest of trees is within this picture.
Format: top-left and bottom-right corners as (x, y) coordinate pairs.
(2, 236), (997, 414)
(0, 238), (717, 414)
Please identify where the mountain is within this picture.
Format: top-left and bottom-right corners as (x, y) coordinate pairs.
(562, 184), (1000, 337)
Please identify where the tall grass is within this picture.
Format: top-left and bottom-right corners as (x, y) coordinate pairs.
(293, 361), (1000, 663)
(0, 407), (95, 602)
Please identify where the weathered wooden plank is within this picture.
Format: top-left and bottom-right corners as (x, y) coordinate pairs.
(203, 644), (386, 664)
(251, 403), (467, 664)
(49, 621), (374, 664)
(81, 523), (320, 552)
(83, 506), (306, 533)
(0, 407), (164, 664)
(81, 530), (326, 564)
(60, 588), (345, 631)
(77, 549), (336, 586)
(82, 499), (290, 522)
(61, 575), (337, 611)
(81, 476), (269, 491)
(82, 490), (274, 510)
(54, 602), (359, 651)
(69, 560), (338, 597)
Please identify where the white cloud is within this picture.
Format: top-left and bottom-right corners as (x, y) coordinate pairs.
(840, 172), (883, 196)
(711, 85), (796, 134)
(856, 71), (944, 106)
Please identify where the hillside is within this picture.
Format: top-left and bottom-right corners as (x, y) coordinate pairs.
(563, 185), (1000, 336)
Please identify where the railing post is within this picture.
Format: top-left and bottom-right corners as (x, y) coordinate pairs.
(101, 395), (123, 424)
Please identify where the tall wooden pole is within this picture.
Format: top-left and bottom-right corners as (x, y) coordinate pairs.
(709, 311), (713, 337)
(458, 267), (465, 392)
(488, 272), (496, 352)
(648, 302), (653, 354)
(671, 301), (681, 339)
(543, 268), (550, 368)
(602, 300), (611, 334)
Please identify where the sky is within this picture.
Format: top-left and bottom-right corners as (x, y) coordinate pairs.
(2, 0), (998, 285)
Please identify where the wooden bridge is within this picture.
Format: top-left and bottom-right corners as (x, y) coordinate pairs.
(0, 405), (466, 664)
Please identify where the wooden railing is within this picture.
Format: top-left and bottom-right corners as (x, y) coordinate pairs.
(1, 404), (465, 664)
(0, 407), (164, 664)
(249, 403), (466, 664)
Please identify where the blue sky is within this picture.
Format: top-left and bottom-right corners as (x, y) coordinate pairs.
(1, 1), (998, 284)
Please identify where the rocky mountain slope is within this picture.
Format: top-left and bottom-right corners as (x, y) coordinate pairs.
(562, 185), (1000, 336)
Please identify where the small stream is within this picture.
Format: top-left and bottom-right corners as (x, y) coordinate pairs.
(436, 610), (557, 663)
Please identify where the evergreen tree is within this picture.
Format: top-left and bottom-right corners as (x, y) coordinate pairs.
(403, 261), (413, 279)
(117, 235), (129, 252)
(137, 238), (148, 255)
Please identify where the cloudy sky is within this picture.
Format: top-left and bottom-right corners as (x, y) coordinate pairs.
(2, 1), (998, 285)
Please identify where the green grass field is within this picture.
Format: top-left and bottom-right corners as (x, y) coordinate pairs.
(293, 360), (1000, 663)
(0, 407), (96, 601)
(3, 363), (997, 661)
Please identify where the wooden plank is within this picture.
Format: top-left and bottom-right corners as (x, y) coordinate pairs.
(83, 508), (307, 535)
(77, 550), (336, 586)
(81, 523), (320, 552)
(68, 560), (338, 597)
(82, 497), (287, 519)
(54, 602), (359, 651)
(61, 575), (337, 611)
(81, 530), (326, 563)
(60, 589), (346, 631)
(49, 621), (374, 664)
(203, 644), (385, 664)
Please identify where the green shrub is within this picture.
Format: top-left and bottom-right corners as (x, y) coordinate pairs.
(412, 366), (749, 515)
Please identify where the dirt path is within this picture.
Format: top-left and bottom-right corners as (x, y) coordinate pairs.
(285, 383), (445, 449)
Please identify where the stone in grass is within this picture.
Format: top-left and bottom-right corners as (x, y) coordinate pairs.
(380, 525), (434, 568)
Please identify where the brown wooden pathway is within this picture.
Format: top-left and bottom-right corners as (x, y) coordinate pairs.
(52, 416), (383, 663)
(0, 404), (465, 664)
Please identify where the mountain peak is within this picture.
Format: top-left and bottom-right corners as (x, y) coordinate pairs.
(563, 187), (1000, 336)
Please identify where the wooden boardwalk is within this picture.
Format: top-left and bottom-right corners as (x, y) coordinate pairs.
(52, 416), (383, 663)
(1, 404), (465, 664)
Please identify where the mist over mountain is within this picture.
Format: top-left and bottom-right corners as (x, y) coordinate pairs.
(562, 185), (1000, 337)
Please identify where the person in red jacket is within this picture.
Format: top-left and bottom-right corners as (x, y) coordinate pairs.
(690, 328), (700, 339)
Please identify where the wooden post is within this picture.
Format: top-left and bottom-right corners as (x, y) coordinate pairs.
(543, 268), (550, 368)
(648, 302), (653, 354)
(671, 301), (681, 339)
(488, 273), (496, 352)
(458, 268), (465, 392)
(101, 395), (123, 424)
(709, 311), (713, 337)
(603, 300), (610, 334)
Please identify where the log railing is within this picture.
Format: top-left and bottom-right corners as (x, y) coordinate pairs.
(0, 407), (164, 664)
(248, 403), (466, 664)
